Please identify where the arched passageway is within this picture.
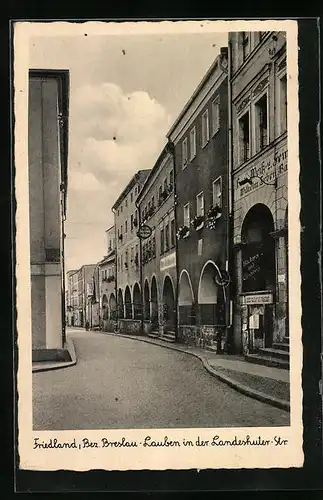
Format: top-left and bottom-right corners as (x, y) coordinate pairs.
(198, 262), (225, 326)
(162, 276), (176, 333)
(150, 276), (158, 328)
(133, 282), (142, 319)
(109, 292), (116, 320)
(102, 293), (109, 320)
(117, 288), (124, 319)
(124, 286), (132, 319)
(178, 270), (195, 325)
(241, 203), (276, 347)
(143, 279), (150, 320)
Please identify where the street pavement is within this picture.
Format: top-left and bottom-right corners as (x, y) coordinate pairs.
(33, 328), (290, 430)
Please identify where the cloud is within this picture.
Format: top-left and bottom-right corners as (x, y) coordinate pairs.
(65, 82), (171, 269)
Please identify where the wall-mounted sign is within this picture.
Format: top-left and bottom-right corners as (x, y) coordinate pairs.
(236, 143), (287, 200)
(160, 251), (176, 271)
(241, 292), (273, 305)
(278, 274), (286, 283)
(137, 224), (152, 240)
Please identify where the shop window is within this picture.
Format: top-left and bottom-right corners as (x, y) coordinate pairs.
(212, 177), (222, 209)
(239, 111), (250, 163)
(190, 126), (196, 160)
(196, 192), (204, 216)
(280, 74), (287, 134)
(182, 137), (188, 168)
(183, 202), (190, 227)
(255, 93), (268, 152)
(201, 109), (209, 147)
(212, 95), (220, 135)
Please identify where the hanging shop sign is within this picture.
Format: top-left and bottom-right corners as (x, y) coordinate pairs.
(241, 292), (273, 305)
(137, 224), (152, 240)
(236, 143), (287, 200)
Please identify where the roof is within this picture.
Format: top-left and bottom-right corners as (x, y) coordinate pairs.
(111, 169), (151, 211)
(29, 69), (70, 214)
(166, 47), (228, 139)
(99, 252), (116, 266)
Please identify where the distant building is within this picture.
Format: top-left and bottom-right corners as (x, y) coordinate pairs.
(112, 170), (151, 334)
(136, 144), (176, 340)
(74, 264), (97, 328)
(28, 69), (69, 361)
(99, 225), (117, 331)
(229, 31), (288, 365)
(167, 48), (229, 351)
(66, 269), (78, 326)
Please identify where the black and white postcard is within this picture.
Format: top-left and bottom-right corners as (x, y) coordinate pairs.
(14, 19), (303, 471)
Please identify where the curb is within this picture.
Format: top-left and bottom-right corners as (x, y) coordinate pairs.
(32, 338), (77, 373)
(104, 331), (290, 413)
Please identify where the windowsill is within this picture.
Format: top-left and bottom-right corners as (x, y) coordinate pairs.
(182, 162), (188, 170)
(189, 154), (196, 162)
(201, 140), (209, 149)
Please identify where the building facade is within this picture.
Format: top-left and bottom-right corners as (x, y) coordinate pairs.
(167, 48), (230, 351)
(28, 70), (69, 361)
(99, 225), (117, 332)
(112, 170), (151, 334)
(229, 31), (288, 363)
(136, 145), (177, 339)
(66, 269), (77, 326)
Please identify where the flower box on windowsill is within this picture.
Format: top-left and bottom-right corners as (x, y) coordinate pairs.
(191, 215), (205, 231)
(177, 225), (190, 240)
(207, 205), (222, 219)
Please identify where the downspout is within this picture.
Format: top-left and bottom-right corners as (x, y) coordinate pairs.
(167, 140), (180, 342)
(227, 38), (235, 353)
(135, 199), (144, 335)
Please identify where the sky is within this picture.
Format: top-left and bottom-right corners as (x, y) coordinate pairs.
(29, 27), (228, 272)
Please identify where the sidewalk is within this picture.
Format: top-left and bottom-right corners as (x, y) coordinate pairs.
(32, 338), (77, 373)
(103, 331), (290, 412)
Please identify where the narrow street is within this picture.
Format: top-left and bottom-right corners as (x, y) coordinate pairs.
(33, 328), (289, 430)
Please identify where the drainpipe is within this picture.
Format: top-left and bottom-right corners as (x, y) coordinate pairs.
(227, 37), (235, 353)
(167, 139), (180, 342)
(135, 199), (144, 335)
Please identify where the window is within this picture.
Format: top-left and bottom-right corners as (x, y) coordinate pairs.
(131, 214), (134, 231)
(212, 96), (220, 135)
(120, 254), (123, 269)
(165, 223), (169, 251)
(130, 247), (134, 263)
(255, 93), (268, 151)
(101, 270), (105, 280)
(125, 198), (128, 208)
(196, 192), (204, 216)
(280, 74), (287, 134)
(125, 220), (128, 233)
(120, 224), (123, 236)
(212, 177), (222, 209)
(183, 203), (190, 227)
(120, 205), (123, 213)
(159, 185), (163, 203)
(239, 111), (250, 163)
(169, 170), (174, 189)
(125, 251), (128, 268)
(201, 109), (209, 147)
(190, 126), (196, 160)
(170, 219), (175, 247)
(163, 178), (168, 192)
(117, 209), (119, 216)
(152, 196), (155, 209)
(182, 137), (188, 168)
(160, 227), (164, 254)
(130, 192), (133, 202)
(242, 32), (250, 61)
